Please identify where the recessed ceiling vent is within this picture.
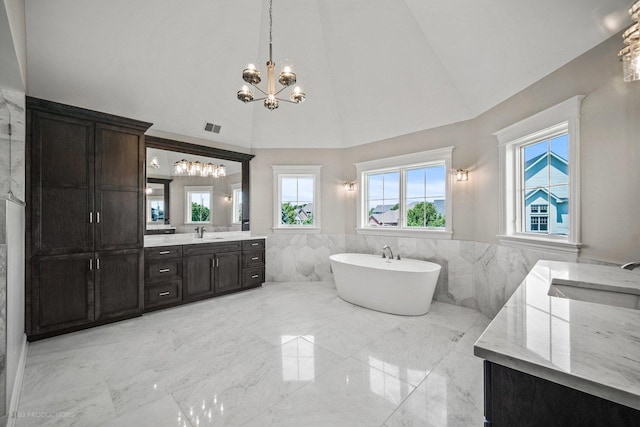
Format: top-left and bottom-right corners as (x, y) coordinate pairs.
(204, 122), (222, 134)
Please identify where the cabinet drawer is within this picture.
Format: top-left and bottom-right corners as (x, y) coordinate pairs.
(242, 239), (265, 251)
(183, 241), (242, 256)
(145, 258), (182, 283)
(243, 267), (265, 288)
(145, 246), (182, 260)
(242, 251), (265, 268)
(145, 281), (182, 308)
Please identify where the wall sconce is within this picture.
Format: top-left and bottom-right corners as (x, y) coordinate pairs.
(149, 157), (160, 169)
(454, 169), (469, 182)
(145, 187), (153, 195)
(344, 182), (356, 191)
(224, 194), (232, 202)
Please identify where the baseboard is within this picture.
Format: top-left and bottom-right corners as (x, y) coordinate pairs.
(6, 335), (28, 427)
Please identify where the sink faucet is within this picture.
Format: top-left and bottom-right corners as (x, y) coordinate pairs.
(382, 245), (394, 260)
(194, 226), (206, 238)
(621, 262), (640, 271)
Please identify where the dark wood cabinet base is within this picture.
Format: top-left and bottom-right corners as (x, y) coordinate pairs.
(484, 361), (640, 427)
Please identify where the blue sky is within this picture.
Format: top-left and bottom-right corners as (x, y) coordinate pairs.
(282, 177), (314, 203)
(524, 134), (568, 162)
(367, 166), (445, 208)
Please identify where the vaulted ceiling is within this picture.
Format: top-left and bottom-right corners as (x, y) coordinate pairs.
(25, 0), (631, 149)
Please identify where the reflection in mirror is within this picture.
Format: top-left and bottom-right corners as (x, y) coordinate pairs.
(146, 147), (243, 234)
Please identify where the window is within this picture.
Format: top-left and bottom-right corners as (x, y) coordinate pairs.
(231, 183), (242, 225)
(272, 165), (322, 232)
(355, 147), (453, 238)
(147, 197), (164, 223)
(495, 96), (582, 255)
(184, 186), (213, 224)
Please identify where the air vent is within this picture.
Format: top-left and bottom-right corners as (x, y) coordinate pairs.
(204, 122), (222, 134)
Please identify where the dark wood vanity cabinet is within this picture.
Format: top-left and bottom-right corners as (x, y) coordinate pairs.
(182, 242), (243, 301)
(483, 361), (640, 426)
(26, 97), (151, 340)
(143, 239), (265, 312)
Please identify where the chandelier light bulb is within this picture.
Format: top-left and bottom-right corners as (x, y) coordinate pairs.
(265, 94), (279, 110)
(278, 65), (296, 86)
(290, 86), (306, 104)
(237, 85), (254, 103)
(242, 64), (261, 85)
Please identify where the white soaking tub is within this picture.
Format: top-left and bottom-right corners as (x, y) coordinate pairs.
(329, 253), (441, 316)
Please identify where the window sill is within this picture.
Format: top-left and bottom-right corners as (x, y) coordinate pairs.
(272, 227), (321, 234)
(497, 234), (581, 255)
(356, 228), (452, 239)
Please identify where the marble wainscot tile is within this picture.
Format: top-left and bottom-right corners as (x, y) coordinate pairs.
(172, 337), (343, 426)
(384, 351), (484, 427)
(246, 357), (415, 427)
(0, 89), (25, 202)
(266, 234), (344, 282)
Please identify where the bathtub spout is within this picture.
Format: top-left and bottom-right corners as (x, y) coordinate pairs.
(382, 245), (394, 260)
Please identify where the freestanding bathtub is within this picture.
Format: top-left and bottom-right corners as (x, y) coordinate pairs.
(329, 253), (441, 316)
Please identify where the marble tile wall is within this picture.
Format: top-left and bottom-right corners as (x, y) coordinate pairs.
(266, 233), (608, 319)
(0, 88), (25, 418)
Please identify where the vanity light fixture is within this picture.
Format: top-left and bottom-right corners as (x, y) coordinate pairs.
(344, 182), (356, 191)
(454, 169), (469, 182)
(236, 0), (306, 109)
(173, 159), (226, 178)
(619, 0), (640, 82)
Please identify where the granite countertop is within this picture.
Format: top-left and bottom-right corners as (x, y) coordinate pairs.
(144, 231), (267, 248)
(474, 260), (640, 410)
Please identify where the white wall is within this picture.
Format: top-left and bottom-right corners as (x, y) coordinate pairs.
(250, 33), (640, 265)
(0, 0), (26, 90)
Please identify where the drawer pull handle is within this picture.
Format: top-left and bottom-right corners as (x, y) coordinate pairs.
(251, 243), (259, 246)
(158, 251), (171, 255)
(251, 257), (259, 261)
(159, 268), (170, 273)
(251, 274), (259, 279)
(158, 291), (170, 297)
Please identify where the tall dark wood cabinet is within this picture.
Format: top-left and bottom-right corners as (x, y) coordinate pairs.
(26, 97), (152, 340)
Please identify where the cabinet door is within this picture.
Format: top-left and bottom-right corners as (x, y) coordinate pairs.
(95, 249), (143, 321)
(30, 253), (94, 335)
(31, 111), (94, 255)
(214, 251), (242, 294)
(183, 254), (215, 300)
(95, 123), (145, 250)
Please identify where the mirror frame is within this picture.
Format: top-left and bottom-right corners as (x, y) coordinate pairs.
(146, 177), (172, 225)
(145, 135), (255, 231)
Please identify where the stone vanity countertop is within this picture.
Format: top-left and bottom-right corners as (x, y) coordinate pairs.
(144, 232), (267, 248)
(474, 260), (640, 410)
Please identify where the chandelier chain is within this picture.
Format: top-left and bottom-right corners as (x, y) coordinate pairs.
(269, 0), (273, 62)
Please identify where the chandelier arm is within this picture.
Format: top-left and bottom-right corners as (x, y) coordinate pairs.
(277, 98), (298, 104)
(274, 86), (289, 96)
(251, 84), (269, 96)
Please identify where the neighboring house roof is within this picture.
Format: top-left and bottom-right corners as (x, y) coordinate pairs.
(525, 151), (568, 171)
(525, 188), (568, 204)
(371, 204), (396, 214)
(369, 210), (400, 226)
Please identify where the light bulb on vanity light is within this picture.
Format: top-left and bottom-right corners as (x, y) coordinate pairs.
(455, 169), (469, 182)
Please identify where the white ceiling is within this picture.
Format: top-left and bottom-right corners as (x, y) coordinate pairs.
(24, 0), (631, 149)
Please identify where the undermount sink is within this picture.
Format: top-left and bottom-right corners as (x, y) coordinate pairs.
(548, 279), (640, 310)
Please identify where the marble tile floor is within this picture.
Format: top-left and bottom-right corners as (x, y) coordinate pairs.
(14, 281), (491, 427)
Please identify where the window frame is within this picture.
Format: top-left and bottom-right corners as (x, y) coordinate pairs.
(184, 185), (214, 225)
(354, 147), (453, 239)
(495, 96), (583, 255)
(272, 165), (322, 233)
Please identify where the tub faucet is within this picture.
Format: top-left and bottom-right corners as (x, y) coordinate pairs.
(194, 226), (206, 238)
(622, 262), (640, 271)
(382, 245), (394, 260)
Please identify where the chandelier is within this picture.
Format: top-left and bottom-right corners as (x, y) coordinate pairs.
(173, 159), (226, 178)
(236, 0), (306, 110)
(619, 0), (640, 82)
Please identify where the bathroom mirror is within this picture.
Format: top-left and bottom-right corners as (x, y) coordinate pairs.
(145, 136), (254, 234)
